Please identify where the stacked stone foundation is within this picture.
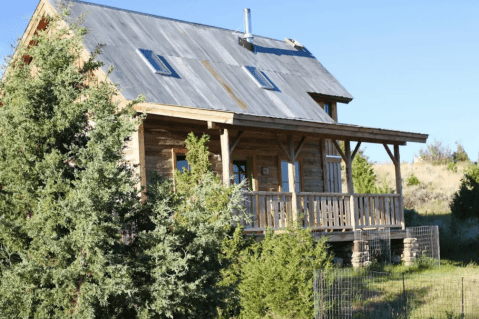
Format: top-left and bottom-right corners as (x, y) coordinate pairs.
(352, 240), (371, 268)
(402, 237), (419, 266)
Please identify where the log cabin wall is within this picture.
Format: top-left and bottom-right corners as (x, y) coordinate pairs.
(142, 117), (331, 193)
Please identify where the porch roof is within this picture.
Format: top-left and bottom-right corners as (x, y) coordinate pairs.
(134, 102), (428, 145)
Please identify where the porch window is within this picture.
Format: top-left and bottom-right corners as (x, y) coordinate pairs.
(233, 160), (249, 189)
(175, 154), (190, 172)
(281, 161), (300, 192)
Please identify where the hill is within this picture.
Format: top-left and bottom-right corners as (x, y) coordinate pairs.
(373, 161), (479, 263)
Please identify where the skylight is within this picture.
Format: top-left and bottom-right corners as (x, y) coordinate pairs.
(137, 48), (172, 76)
(243, 66), (275, 90)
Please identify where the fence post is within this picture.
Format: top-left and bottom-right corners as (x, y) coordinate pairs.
(462, 277), (464, 315)
(320, 270), (324, 319)
(403, 273), (408, 319)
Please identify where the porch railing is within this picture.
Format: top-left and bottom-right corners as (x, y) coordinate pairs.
(235, 191), (402, 231)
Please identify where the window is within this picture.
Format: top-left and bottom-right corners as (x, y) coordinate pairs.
(137, 48), (172, 76)
(243, 65), (275, 90)
(233, 160), (248, 189)
(175, 154), (189, 172)
(281, 161), (300, 192)
(323, 102), (332, 117)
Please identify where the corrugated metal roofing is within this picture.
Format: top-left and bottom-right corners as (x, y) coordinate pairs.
(49, 0), (353, 123)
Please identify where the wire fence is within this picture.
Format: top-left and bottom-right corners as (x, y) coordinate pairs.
(406, 226), (441, 267)
(314, 269), (479, 319)
(354, 228), (391, 265)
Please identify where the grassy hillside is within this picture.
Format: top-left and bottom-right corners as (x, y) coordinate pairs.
(374, 162), (479, 264)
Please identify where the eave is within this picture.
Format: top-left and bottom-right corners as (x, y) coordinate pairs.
(133, 102), (428, 145)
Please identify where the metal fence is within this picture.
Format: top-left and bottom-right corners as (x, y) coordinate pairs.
(314, 269), (479, 319)
(406, 226), (441, 267)
(354, 228), (391, 264)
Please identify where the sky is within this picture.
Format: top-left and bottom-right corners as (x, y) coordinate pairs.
(1, 0), (478, 163)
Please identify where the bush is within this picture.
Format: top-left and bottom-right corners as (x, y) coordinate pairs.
(447, 161), (458, 173)
(450, 164), (479, 220)
(238, 227), (332, 319)
(407, 173), (421, 186)
(419, 139), (452, 165)
(452, 142), (469, 163)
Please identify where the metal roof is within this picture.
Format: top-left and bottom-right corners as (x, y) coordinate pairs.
(50, 0), (353, 123)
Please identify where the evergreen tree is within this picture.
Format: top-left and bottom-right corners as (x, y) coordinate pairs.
(0, 11), (145, 318)
(352, 150), (379, 194)
(238, 227), (332, 319)
(450, 164), (479, 220)
(133, 133), (246, 318)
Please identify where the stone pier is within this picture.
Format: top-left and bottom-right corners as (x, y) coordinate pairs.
(352, 240), (371, 268)
(402, 237), (419, 266)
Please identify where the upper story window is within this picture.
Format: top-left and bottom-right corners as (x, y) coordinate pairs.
(281, 160), (300, 192)
(307, 92), (337, 121)
(243, 65), (275, 90)
(323, 102), (332, 117)
(137, 48), (172, 76)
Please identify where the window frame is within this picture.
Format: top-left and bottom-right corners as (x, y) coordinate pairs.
(137, 48), (172, 76)
(279, 159), (302, 192)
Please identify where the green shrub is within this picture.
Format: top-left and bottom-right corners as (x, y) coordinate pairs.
(407, 173), (421, 186)
(238, 227), (333, 319)
(452, 142), (469, 163)
(447, 161), (458, 173)
(450, 164), (479, 220)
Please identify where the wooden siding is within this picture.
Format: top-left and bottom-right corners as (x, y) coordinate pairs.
(141, 117), (336, 192)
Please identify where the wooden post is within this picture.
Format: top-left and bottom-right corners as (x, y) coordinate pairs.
(220, 128), (231, 186)
(345, 140), (357, 230)
(287, 136), (298, 222)
(394, 144), (405, 230)
(320, 139), (329, 192)
(139, 124), (147, 200)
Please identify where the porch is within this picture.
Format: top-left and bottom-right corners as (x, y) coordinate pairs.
(236, 191), (403, 232)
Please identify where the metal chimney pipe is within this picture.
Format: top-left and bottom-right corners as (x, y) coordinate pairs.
(243, 8), (253, 43)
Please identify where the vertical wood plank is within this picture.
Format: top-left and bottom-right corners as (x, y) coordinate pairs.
(394, 145), (405, 229)
(338, 196), (344, 227)
(344, 140), (356, 230)
(333, 197), (339, 227)
(304, 196), (310, 227)
(320, 139), (329, 192)
(394, 197), (400, 226)
(321, 196), (327, 228)
(220, 129), (231, 186)
(259, 195), (265, 229)
(344, 196), (351, 227)
(273, 195), (279, 229)
(309, 195), (314, 228)
(385, 197), (391, 226)
(364, 196), (370, 226)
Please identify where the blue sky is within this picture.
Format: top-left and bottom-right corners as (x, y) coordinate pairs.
(1, 0), (478, 163)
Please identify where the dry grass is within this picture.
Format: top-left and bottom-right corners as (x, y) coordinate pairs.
(373, 162), (467, 215)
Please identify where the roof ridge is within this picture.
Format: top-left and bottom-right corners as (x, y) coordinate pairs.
(61, 0), (286, 43)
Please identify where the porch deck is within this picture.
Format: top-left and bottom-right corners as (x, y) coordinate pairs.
(236, 191), (403, 232)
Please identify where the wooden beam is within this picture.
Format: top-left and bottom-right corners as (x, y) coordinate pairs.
(134, 102), (428, 144)
(345, 140), (357, 230)
(394, 144), (405, 230)
(220, 129), (231, 186)
(229, 131), (243, 155)
(207, 121), (220, 129)
(293, 136), (307, 160)
(320, 139), (329, 192)
(287, 136), (298, 222)
(383, 144), (398, 166)
(331, 140), (347, 162)
(275, 135), (292, 161)
(351, 141), (362, 161)
(139, 124), (147, 201)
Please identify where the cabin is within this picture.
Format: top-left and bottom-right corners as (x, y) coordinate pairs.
(19, 0), (429, 264)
